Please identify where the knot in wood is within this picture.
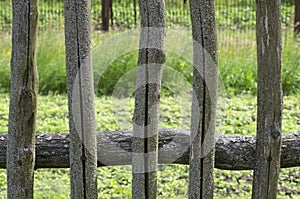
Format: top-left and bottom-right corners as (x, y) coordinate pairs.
(21, 87), (33, 98)
(81, 155), (87, 161)
(271, 126), (281, 140)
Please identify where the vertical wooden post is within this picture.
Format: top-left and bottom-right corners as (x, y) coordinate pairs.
(132, 0), (166, 198)
(252, 0), (282, 198)
(7, 0), (39, 198)
(64, 0), (98, 198)
(188, 0), (218, 198)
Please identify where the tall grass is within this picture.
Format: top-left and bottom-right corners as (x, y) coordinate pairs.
(94, 28), (300, 96)
(0, 28), (299, 96)
(37, 29), (66, 95)
(0, 32), (11, 93)
(218, 30), (300, 95)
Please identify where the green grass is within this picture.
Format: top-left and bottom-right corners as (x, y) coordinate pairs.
(0, 93), (299, 198)
(0, 32), (11, 94)
(0, 0), (295, 31)
(1, 28), (299, 96)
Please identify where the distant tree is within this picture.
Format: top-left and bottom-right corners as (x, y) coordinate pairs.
(102, 0), (113, 31)
(295, 0), (300, 37)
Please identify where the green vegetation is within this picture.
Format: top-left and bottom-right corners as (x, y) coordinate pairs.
(1, 93), (299, 137)
(0, 28), (299, 96)
(0, 0), (295, 31)
(0, 94), (299, 198)
(0, 1), (299, 198)
(0, 0), (298, 96)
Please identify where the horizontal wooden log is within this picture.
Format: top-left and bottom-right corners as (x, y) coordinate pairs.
(0, 129), (299, 170)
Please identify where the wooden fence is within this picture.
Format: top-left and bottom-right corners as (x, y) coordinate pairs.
(3, 0), (300, 198)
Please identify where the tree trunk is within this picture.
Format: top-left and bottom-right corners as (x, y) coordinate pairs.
(253, 0), (282, 198)
(110, 0), (113, 26)
(295, 0), (300, 37)
(7, 0), (39, 198)
(101, 0), (111, 31)
(134, 0), (137, 25)
(189, 0), (218, 198)
(132, 0), (166, 198)
(1, 131), (299, 169)
(64, 0), (98, 198)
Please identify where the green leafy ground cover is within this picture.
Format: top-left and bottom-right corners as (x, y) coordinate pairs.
(0, 94), (299, 198)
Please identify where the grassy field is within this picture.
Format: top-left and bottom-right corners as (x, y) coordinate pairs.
(0, 94), (299, 198)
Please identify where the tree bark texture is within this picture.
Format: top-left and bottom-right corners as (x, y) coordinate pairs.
(132, 1), (166, 198)
(7, 0), (39, 198)
(64, 0), (97, 198)
(0, 131), (299, 169)
(189, 0), (218, 198)
(253, 0), (282, 198)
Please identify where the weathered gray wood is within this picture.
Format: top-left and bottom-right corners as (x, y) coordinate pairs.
(189, 0), (218, 198)
(7, 0), (39, 198)
(252, 0), (282, 198)
(64, 0), (97, 198)
(1, 131), (299, 169)
(132, 0), (166, 198)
